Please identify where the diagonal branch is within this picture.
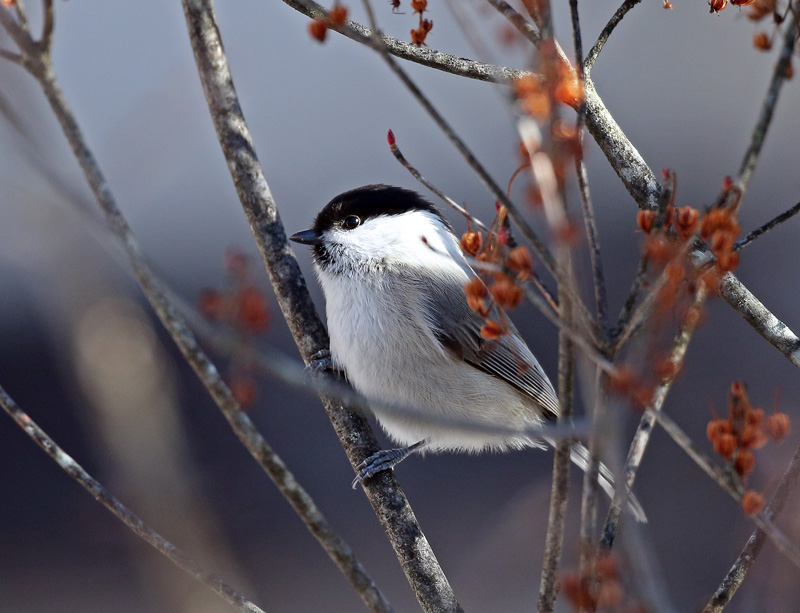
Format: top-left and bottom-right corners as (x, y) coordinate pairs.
(717, 273), (800, 369)
(283, 0), (526, 82)
(653, 410), (800, 571)
(600, 284), (707, 551)
(0, 385), (265, 613)
(735, 200), (800, 251)
(584, 0), (642, 72)
(737, 14), (798, 194)
(181, 1), (459, 610)
(703, 443), (800, 613)
(280, 0), (662, 211)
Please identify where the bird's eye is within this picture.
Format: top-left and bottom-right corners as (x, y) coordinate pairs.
(343, 215), (361, 230)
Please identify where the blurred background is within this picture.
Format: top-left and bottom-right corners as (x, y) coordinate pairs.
(2, 0), (800, 611)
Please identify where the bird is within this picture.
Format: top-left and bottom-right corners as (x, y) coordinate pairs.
(290, 184), (644, 521)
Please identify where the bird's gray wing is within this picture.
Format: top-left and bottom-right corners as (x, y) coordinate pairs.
(417, 273), (560, 421)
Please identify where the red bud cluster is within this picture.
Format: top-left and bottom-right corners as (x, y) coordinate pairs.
(701, 206), (741, 273)
(197, 248), (272, 408)
(706, 382), (791, 481)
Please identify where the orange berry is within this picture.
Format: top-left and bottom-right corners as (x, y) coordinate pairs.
(767, 411), (791, 442)
(328, 3), (348, 25)
(714, 433), (737, 460)
(490, 276), (523, 309)
(742, 490), (764, 515)
(308, 19), (328, 42)
(735, 450), (756, 477)
(753, 32), (772, 50)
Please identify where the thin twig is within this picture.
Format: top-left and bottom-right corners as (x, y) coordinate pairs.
(568, 0), (608, 329)
(41, 0), (53, 51)
(537, 5), (575, 605)
(735, 200), (800, 251)
(182, 1), (455, 611)
(538, 266), (575, 613)
(0, 385), (265, 613)
(284, 0), (527, 82)
(736, 14), (798, 193)
(0, 46), (21, 63)
(653, 410), (800, 571)
(0, 7), (393, 610)
(601, 284), (707, 551)
(281, 0), (662, 211)
(703, 444), (800, 613)
(485, 0), (540, 45)
(359, 3), (558, 280)
(584, 0), (642, 72)
(389, 136), (491, 234)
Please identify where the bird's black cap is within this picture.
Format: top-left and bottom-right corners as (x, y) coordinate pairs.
(289, 185), (450, 269)
(310, 184), (447, 235)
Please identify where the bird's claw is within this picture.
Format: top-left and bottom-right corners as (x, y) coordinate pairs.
(351, 447), (411, 489)
(305, 349), (333, 377)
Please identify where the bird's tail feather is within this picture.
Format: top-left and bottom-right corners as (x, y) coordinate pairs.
(544, 438), (647, 523)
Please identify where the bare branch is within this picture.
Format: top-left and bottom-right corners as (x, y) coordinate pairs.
(735, 199), (800, 251)
(538, 274), (575, 613)
(283, 0), (526, 82)
(0, 46), (22, 63)
(583, 77), (661, 209)
(737, 14), (798, 193)
(601, 284), (707, 551)
(182, 1), (458, 610)
(717, 273), (800, 369)
(2, 8), (392, 610)
(282, 0), (663, 211)
(0, 385), (265, 613)
(485, 0), (540, 45)
(569, 0), (608, 328)
(41, 0), (54, 52)
(584, 0), (642, 71)
(703, 444), (800, 613)
(357, 12), (558, 280)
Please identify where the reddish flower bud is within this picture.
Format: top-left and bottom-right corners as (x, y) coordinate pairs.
(753, 32), (772, 50)
(308, 19), (328, 42)
(767, 411), (791, 442)
(742, 490), (764, 515)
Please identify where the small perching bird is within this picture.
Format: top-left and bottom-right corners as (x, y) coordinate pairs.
(291, 185), (644, 522)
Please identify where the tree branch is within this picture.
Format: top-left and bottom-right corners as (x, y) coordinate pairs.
(717, 273), (800, 369)
(283, 0), (526, 82)
(735, 200), (800, 251)
(538, 273), (575, 612)
(584, 0), (642, 72)
(737, 14), (798, 193)
(601, 284), (707, 550)
(181, 1), (460, 610)
(703, 444), (800, 613)
(653, 410), (800, 571)
(0, 385), (265, 613)
(0, 7), (393, 610)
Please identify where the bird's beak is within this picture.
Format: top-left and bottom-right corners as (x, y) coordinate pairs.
(290, 229), (323, 245)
